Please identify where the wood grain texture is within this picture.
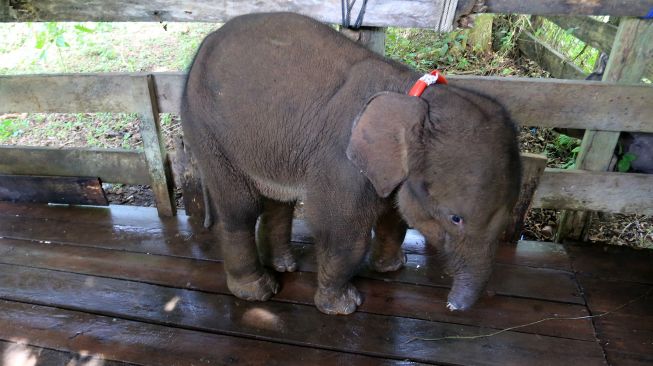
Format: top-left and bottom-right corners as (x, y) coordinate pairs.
(479, 0), (653, 16)
(566, 243), (653, 284)
(0, 237), (595, 340)
(0, 175), (107, 205)
(518, 31), (586, 79)
(578, 277), (653, 366)
(0, 0), (457, 30)
(2, 0), (652, 24)
(0, 263), (605, 365)
(532, 169), (653, 215)
(0, 340), (136, 366)
(0, 300), (410, 366)
(0, 201), (574, 271)
(0, 146), (149, 185)
(0, 214), (584, 304)
(135, 75), (175, 216)
(3, 73), (652, 132)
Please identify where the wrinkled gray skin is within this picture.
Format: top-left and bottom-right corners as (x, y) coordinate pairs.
(181, 12), (521, 315)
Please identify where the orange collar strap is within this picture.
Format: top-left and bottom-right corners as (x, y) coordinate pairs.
(408, 70), (448, 97)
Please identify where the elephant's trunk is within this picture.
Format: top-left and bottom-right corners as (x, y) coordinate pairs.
(445, 244), (495, 311)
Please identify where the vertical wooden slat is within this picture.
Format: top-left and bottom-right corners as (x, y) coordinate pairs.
(556, 17), (653, 241)
(134, 75), (176, 217)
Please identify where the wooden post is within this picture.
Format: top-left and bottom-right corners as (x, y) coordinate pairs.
(134, 75), (176, 217)
(556, 17), (653, 242)
(339, 27), (386, 55)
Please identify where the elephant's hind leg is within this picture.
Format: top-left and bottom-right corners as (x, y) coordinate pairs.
(257, 198), (297, 272)
(204, 164), (279, 301)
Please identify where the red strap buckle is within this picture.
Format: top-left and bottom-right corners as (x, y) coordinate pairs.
(408, 70), (448, 97)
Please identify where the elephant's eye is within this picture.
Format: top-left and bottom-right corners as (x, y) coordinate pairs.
(450, 215), (463, 225)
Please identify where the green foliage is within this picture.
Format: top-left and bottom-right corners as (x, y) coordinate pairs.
(546, 133), (582, 169)
(617, 152), (637, 172)
(534, 18), (600, 73)
(385, 28), (483, 73)
(0, 118), (29, 141)
(30, 22), (97, 70)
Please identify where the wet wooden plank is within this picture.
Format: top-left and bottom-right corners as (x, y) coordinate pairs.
(579, 277), (653, 366)
(0, 237), (595, 341)
(0, 264), (606, 365)
(566, 243), (653, 284)
(0, 341), (133, 366)
(0, 202), (574, 271)
(0, 146), (150, 185)
(0, 340), (135, 366)
(0, 175), (108, 205)
(0, 214), (583, 304)
(0, 300), (409, 366)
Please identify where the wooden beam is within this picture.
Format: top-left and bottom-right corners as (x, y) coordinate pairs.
(0, 74), (146, 113)
(517, 31), (586, 79)
(545, 16), (618, 54)
(0, 0), (458, 30)
(2, 0), (651, 25)
(3, 73), (652, 133)
(532, 169), (653, 215)
(449, 76), (653, 133)
(471, 0), (653, 17)
(0, 175), (108, 205)
(0, 146), (149, 185)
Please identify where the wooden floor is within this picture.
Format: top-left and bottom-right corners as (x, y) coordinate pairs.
(0, 202), (651, 366)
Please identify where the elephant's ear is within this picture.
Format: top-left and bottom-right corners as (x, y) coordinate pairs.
(347, 92), (428, 197)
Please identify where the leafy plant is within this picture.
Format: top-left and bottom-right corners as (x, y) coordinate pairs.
(546, 133), (581, 169)
(617, 152), (637, 172)
(31, 22), (95, 70)
(0, 119), (29, 141)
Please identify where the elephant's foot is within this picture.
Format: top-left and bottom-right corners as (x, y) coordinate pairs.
(369, 248), (406, 273)
(267, 250), (298, 273)
(261, 248), (297, 272)
(227, 271), (279, 301)
(314, 283), (362, 315)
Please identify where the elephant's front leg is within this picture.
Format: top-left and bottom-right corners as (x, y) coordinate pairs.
(311, 219), (371, 315)
(369, 206), (408, 273)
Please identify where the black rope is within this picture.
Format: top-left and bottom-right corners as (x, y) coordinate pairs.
(341, 0), (369, 29)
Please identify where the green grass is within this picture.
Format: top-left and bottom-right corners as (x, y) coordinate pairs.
(0, 22), (217, 75)
(533, 18), (602, 73)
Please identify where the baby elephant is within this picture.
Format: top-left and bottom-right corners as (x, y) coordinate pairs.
(181, 12), (521, 315)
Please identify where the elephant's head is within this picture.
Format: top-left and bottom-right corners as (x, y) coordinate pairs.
(347, 87), (521, 311)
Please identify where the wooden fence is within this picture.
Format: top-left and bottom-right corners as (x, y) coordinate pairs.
(1, 0), (652, 219)
(517, 13), (653, 240)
